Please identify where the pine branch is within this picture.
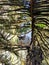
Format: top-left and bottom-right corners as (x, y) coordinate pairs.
(37, 30), (49, 50)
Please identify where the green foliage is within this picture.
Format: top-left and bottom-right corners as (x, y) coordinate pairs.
(35, 23), (47, 28)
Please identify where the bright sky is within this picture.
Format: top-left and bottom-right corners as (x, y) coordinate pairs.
(26, 31), (31, 39)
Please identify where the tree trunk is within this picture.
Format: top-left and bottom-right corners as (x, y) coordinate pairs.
(26, 46), (43, 65)
(26, 0), (43, 65)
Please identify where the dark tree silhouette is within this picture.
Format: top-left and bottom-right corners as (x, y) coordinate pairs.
(26, 0), (49, 65)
